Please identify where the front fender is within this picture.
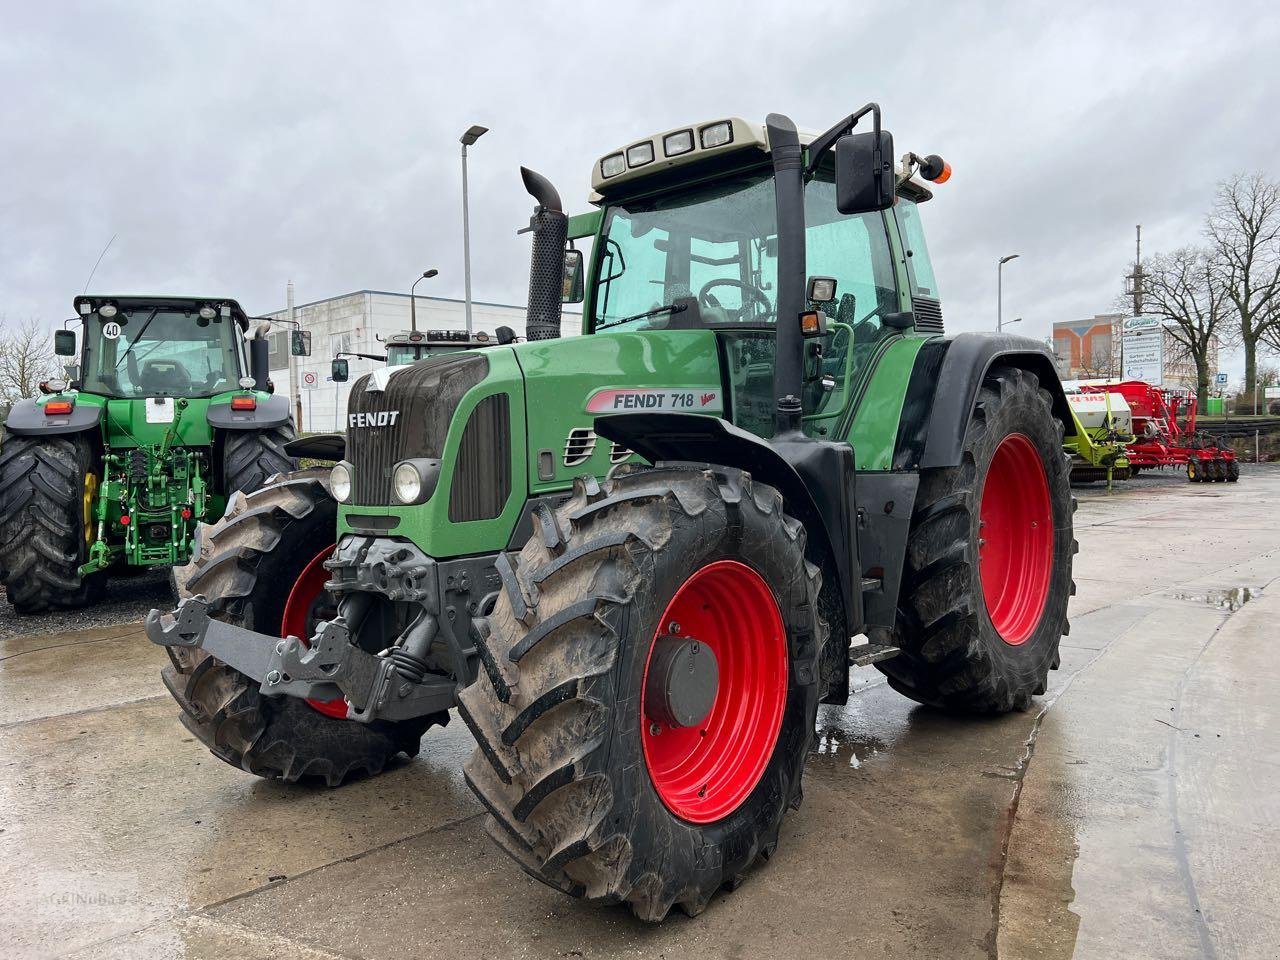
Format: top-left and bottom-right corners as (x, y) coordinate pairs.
(594, 412), (861, 638)
(3, 396), (103, 436)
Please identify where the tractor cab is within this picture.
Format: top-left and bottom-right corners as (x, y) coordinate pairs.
(384, 328), (500, 366)
(570, 117), (948, 439)
(63, 295), (257, 399)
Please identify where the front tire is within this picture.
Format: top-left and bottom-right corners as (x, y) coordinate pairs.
(163, 470), (442, 785)
(875, 366), (1074, 713)
(0, 431), (106, 613)
(459, 466), (823, 921)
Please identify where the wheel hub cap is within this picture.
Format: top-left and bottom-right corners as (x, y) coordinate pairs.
(643, 636), (719, 729)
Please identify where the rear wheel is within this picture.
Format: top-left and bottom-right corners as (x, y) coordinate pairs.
(1227, 459), (1240, 482)
(874, 366), (1074, 713)
(219, 423), (299, 496)
(459, 466), (823, 921)
(163, 470), (443, 785)
(0, 431), (106, 613)
(1187, 460), (1201, 482)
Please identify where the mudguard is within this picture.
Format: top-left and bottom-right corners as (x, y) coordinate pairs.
(914, 333), (1072, 469)
(594, 412), (862, 637)
(285, 433), (345, 461)
(3, 397), (103, 437)
(206, 393), (292, 430)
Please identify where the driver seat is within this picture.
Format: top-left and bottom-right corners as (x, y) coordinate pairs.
(139, 359), (191, 395)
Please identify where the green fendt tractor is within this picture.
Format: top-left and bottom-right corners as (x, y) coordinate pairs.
(0, 296), (305, 613)
(151, 105), (1076, 921)
(330, 327), (515, 383)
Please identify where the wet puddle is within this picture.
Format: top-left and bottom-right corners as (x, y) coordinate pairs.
(1169, 586), (1257, 611)
(812, 726), (888, 768)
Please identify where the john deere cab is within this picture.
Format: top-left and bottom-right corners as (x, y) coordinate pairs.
(0, 295), (306, 613)
(153, 106), (1076, 922)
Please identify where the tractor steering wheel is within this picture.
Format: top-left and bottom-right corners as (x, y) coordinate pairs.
(698, 278), (772, 322)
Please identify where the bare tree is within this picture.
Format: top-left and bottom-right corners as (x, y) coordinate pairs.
(1206, 172), (1280, 397)
(0, 316), (60, 406)
(1142, 247), (1235, 408)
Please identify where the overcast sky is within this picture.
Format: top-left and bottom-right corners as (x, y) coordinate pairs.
(3, 1), (1278, 375)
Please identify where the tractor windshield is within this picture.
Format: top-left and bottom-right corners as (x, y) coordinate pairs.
(591, 171), (899, 337)
(81, 308), (244, 398)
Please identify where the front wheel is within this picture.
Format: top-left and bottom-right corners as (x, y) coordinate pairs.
(459, 466), (823, 921)
(875, 366), (1075, 713)
(163, 470), (443, 785)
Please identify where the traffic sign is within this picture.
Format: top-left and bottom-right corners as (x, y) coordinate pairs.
(301, 370), (319, 390)
(1216, 372), (1229, 385)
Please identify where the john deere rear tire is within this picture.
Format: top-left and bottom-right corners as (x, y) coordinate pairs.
(219, 423), (299, 496)
(0, 431), (106, 614)
(163, 470), (442, 785)
(874, 366), (1074, 713)
(459, 466), (823, 922)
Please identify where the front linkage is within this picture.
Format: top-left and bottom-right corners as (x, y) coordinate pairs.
(148, 535), (480, 724)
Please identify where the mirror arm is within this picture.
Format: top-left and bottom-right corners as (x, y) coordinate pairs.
(804, 102), (881, 177)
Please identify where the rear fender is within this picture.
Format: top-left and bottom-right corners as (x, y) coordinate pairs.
(207, 394), (292, 430)
(3, 397), (103, 437)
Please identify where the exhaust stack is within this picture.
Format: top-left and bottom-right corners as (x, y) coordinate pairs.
(519, 166), (568, 341)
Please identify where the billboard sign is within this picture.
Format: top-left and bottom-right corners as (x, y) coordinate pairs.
(1122, 326), (1163, 385)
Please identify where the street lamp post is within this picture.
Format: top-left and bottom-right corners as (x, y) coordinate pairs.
(410, 268), (439, 332)
(460, 124), (489, 336)
(997, 253), (1020, 331)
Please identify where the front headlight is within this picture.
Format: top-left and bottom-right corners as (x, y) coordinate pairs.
(392, 462), (421, 504)
(330, 462), (353, 503)
(390, 458), (441, 505)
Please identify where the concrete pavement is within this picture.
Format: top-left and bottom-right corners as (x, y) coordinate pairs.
(1, 469), (1277, 959)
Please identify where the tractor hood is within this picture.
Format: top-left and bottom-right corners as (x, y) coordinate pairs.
(334, 329), (727, 560)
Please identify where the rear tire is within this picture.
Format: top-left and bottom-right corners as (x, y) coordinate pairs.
(0, 431), (106, 614)
(220, 422), (299, 496)
(1187, 460), (1201, 482)
(1227, 459), (1240, 482)
(874, 366), (1074, 713)
(459, 466), (823, 921)
(164, 470), (442, 785)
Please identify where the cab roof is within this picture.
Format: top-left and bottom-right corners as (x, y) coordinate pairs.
(590, 116), (933, 204)
(74, 294), (249, 320)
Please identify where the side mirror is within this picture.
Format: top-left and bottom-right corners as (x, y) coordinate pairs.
(54, 330), (77, 356)
(291, 330), (312, 357)
(834, 130), (895, 215)
(331, 358), (349, 383)
(562, 249), (585, 304)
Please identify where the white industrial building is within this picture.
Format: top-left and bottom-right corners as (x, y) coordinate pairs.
(264, 289), (579, 433)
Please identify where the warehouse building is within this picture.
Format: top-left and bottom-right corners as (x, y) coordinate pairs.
(264, 289), (579, 432)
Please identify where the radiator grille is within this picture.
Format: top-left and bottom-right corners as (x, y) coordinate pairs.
(449, 394), (512, 522)
(610, 441), (634, 464)
(346, 353), (489, 506)
(912, 296), (944, 334)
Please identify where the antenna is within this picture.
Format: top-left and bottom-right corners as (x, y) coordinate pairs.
(82, 233), (117, 293)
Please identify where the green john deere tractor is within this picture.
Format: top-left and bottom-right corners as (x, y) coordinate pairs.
(0, 296), (305, 613)
(151, 105), (1076, 921)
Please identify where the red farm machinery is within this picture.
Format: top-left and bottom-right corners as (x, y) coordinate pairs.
(1081, 381), (1238, 482)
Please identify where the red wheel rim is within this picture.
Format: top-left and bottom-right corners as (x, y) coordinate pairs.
(641, 559), (788, 824)
(280, 544), (348, 719)
(978, 434), (1053, 646)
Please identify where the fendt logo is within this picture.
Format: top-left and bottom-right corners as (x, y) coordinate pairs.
(349, 411), (400, 428)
